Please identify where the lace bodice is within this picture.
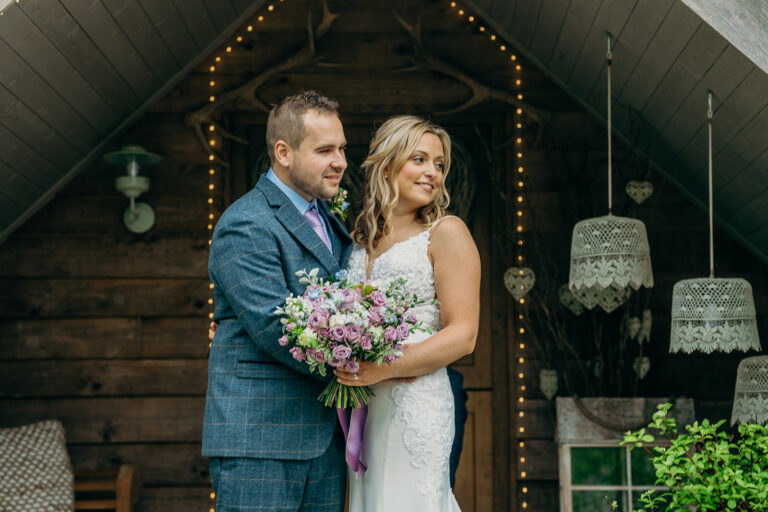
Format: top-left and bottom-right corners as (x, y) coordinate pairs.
(348, 221), (448, 337)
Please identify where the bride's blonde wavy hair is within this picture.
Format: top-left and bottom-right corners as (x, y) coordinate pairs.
(353, 115), (452, 252)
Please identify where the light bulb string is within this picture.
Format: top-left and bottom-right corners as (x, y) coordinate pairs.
(707, 91), (714, 278)
(606, 33), (613, 215)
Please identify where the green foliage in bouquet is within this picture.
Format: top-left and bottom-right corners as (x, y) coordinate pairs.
(620, 403), (768, 511)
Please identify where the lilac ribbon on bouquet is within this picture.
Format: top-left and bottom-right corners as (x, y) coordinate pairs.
(337, 406), (368, 478)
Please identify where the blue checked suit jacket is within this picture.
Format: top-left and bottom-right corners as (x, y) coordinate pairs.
(203, 175), (353, 460)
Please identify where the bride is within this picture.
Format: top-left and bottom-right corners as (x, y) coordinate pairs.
(334, 115), (481, 511)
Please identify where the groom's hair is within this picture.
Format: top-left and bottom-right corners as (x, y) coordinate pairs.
(266, 91), (340, 163)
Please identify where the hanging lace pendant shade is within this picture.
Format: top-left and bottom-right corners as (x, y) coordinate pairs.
(731, 356), (768, 425)
(670, 278), (760, 353)
(567, 35), (653, 313)
(669, 92), (760, 354)
(569, 215), (653, 312)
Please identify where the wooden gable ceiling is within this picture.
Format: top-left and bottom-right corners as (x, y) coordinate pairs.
(0, 0), (262, 243)
(468, 0), (768, 264)
(0, 0), (767, 266)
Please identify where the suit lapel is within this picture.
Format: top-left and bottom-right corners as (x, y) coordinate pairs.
(257, 176), (340, 275)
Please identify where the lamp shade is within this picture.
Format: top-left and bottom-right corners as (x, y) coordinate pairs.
(731, 355), (768, 425)
(568, 215), (653, 312)
(670, 277), (760, 354)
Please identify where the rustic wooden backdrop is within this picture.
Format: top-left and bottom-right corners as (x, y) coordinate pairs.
(1, 1), (765, 511)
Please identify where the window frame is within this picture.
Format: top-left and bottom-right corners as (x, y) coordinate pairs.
(559, 441), (667, 512)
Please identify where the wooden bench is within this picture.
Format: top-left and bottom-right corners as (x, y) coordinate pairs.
(74, 466), (140, 512)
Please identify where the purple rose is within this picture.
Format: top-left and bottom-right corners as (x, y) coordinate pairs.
(396, 323), (409, 340)
(384, 353), (398, 364)
(307, 311), (329, 329)
(286, 323), (296, 332)
(278, 335), (289, 347)
(289, 347), (305, 362)
(406, 313), (417, 323)
(341, 289), (358, 304)
(330, 326), (346, 341)
(360, 334), (373, 350)
(346, 325), (362, 342)
(346, 359), (360, 372)
(333, 345), (352, 359)
(313, 350), (326, 364)
(317, 328), (331, 339)
(329, 357), (345, 368)
(369, 307), (383, 325)
(384, 326), (398, 342)
(370, 291), (387, 307)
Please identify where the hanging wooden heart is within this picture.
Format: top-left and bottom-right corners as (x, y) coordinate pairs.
(559, 284), (585, 315)
(626, 317), (641, 339)
(503, 267), (535, 300)
(626, 180), (653, 204)
(632, 356), (651, 379)
(539, 369), (558, 400)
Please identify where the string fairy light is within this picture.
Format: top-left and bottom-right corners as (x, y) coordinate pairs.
(202, 5), (284, 509)
(449, 2), (529, 507)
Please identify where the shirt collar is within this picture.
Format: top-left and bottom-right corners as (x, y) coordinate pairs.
(266, 168), (318, 215)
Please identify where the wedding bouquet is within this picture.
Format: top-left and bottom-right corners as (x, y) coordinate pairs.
(275, 268), (426, 409)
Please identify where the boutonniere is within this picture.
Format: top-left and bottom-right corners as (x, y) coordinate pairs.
(329, 187), (350, 221)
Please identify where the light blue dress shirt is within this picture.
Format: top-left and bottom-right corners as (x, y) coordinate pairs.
(266, 168), (332, 244)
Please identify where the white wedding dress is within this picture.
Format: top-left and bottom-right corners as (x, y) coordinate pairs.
(347, 217), (461, 512)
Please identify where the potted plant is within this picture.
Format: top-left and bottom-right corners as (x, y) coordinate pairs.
(620, 402), (768, 511)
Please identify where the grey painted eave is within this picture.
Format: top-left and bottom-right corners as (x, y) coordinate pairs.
(0, 0), (267, 244)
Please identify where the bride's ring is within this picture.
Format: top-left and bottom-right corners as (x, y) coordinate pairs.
(353, 373), (359, 382)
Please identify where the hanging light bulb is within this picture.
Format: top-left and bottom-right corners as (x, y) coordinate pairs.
(669, 92), (760, 354)
(568, 33), (653, 312)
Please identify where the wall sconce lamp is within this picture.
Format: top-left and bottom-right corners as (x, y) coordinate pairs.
(103, 145), (163, 233)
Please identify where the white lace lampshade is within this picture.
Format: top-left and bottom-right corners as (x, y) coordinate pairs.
(731, 356), (768, 425)
(568, 215), (654, 312)
(670, 278), (760, 353)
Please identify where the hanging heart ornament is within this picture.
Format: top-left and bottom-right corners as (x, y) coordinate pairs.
(626, 180), (654, 204)
(632, 356), (651, 379)
(559, 285), (585, 315)
(504, 267), (535, 300)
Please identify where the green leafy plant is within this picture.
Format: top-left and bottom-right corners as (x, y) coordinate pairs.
(620, 402), (768, 511)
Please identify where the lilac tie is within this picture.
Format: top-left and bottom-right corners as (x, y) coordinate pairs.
(304, 205), (332, 252)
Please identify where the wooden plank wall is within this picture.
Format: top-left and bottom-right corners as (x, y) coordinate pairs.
(0, 2), (766, 511)
(0, 111), (215, 511)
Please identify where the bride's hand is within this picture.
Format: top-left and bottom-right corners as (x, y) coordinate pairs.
(334, 361), (413, 386)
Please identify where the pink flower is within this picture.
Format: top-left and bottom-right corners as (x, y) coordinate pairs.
(330, 326), (346, 341)
(406, 313), (417, 323)
(360, 334), (373, 350)
(278, 335), (289, 346)
(369, 307), (383, 325)
(384, 326), (398, 342)
(286, 323), (296, 332)
(341, 288), (358, 304)
(308, 311), (329, 329)
(346, 359), (360, 372)
(313, 350), (326, 364)
(329, 357), (345, 368)
(384, 353), (398, 364)
(333, 345), (352, 359)
(346, 325), (362, 342)
(396, 323), (409, 340)
(370, 291), (387, 307)
(290, 347), (305, 361)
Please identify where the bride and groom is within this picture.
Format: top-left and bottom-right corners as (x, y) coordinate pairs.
(203, 90), (481, 511)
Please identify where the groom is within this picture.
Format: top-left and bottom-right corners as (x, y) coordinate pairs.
(203, 91), (353, 511)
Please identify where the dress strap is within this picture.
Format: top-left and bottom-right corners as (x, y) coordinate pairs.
(426, 215), (459, 233)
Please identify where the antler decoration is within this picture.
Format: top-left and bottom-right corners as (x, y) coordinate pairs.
(393, 8), (549, 148)
(186, 1), (340, 162)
